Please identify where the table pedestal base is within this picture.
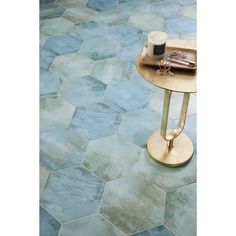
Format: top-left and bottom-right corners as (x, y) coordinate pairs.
(147, 131), (194, 167)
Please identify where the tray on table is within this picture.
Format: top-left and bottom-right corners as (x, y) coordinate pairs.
(140, 45), (197, 71)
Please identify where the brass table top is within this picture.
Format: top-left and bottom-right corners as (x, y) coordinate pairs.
(136, 39), (197, 93)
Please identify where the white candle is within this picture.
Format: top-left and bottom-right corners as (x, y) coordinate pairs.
(147, 31), (168, 59)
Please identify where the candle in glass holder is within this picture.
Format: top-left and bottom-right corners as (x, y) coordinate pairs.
(147, 31), (168, 59)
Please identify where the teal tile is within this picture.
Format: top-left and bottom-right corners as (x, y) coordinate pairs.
(41, 167), (104, 222)
(57, 0), (88, 7)
(87, 0), (119, 11)
(41, 17), (74, 36)
(40, 128), (87, 171)
(164, 183), (196, 236)
(91, 57), (134, 84)
(40, 207), (61, 236)
(106, 24), (143, 45)
(61, 75), (106, 107)
(40, 47), (56, 70)
(83, 134), (143, 181)
(119, 108), (162, 148)
(100, 176), (166, 234)
(40, 3), (65, 20)
(70, 103), (121, 140)
(132, 151), (196, 191)
(131, 225), (175, 236)
(103, 80), (151, 112)
(59, 214), (125, 236)
(49, 52), (95, 80)
(79, 36), (120, 60)
(128, 13), (164, 32)
(40, 96), (75, 132)
(40, 70), (61, 96)
(40, 167), (49, 193)
(171, 0), (196, 6)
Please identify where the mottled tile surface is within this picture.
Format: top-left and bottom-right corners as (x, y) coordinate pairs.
(40, 128), (87, 171)
(40, 70), (61, 96)
(59, 214), (125, 236)
(79, 36), (120, 60)
(40, 167), (49, 193)
(91, 57), (134, 84)
(40, 207), (61, 236)
(87, 0), (119, 11)
(40, 3), (65, 20)
(100, 176), (166, 234)
(181, 4), (196, 19)
(41, 167), (104, 222)
(70, 103), (121, 140)
(61, 75), (106, 107)
(40, 47), (57, 70)
(164, 184), (196, 236)
(131, 225), (175, 236)
(49, 52), (95, 80)
(83, 134), (143, 181)
(119, 108), (162, 148)
(40, 96), (75, 132)
(104, 80), (151, 112)
(43, 34), (83, 55)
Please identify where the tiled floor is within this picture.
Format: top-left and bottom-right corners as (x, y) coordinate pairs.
(40, 0), (196, 235)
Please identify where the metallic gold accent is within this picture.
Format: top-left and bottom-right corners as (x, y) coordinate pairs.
(156, 60), (174, 76)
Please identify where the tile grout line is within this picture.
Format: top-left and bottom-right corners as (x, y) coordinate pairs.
(40, 204), (63, 224)
(61, 212), (98, 225)
(164, 223), (182, 236)
(129, 223), (163, 236)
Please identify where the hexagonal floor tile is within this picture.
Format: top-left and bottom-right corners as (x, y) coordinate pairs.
(40, 167), (49, 193)
(59, 214), (125, 236)
(131, 225), (175, 236)
(41, 166), (104, 223)
(40, 3), (65, 20)
(73, 21), (107, 40)
(164, 183), (196, 236)
(41, 17), (74, 36)
(103, 80), (151, 112)
(63, 5), (97, 22)
(40, 96), (75, 132)
(40, 47), (57, 70)
(100, 176), (166, 234)
(40, 128), (87, 171)
(83, 134), (143, 181)
(180, 32), (196, 40)
(181, 4), (196, 19)
(61, 75), (106, 107)
(131, 151), (196, 191)
(118, 41), (143, 64)
(91, 57), (134, 84)
(40, 70), (61, 96)
(118, 108), (162, 148)
(40, 207), (61, 236)
(129, 13), (164, 32)
(149, 89), (197, 119)
(57, 0), (88, 7)
(70, 103), (121, 140)
(165, 16), (196, 34)
(87, 0), (119, 11)
(105, 24), (142, 45)
(43, 34), (83, 55)
(49, 52), (95, 80)
(79, 36), (120, 60)
(172, 0), (196, 6)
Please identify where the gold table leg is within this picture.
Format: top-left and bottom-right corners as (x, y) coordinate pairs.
(147, 90), (194, 167)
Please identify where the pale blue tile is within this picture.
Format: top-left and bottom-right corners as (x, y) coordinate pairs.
(61, 75), (106, 107)
(119, 108), (162, 148)
(40, 3), (65, 20)
(103, 80), (151, 112)
(70, 103), (121, 140)
(41, 167), (104, 222)
(106, 24), (142, 45)
(100, 176), (166, 234)
(40, 207), (61, 236)
(83, 134), (143, 181)
(165, 16), (196, 34)
(43, 35), (83, 55)
(87, 0), (119, 11)
(40, 70), (61, 96)
(40, 128), (87, 171)
(40, 47), (56, 70)
(59, 214), (125, 236)
(131, 225), (175, 236)
(164, 183), (196, 236)
(170, 0), (196, 6)
(79, 36), (120, 60)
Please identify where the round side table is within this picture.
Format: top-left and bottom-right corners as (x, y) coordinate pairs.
(136, 39), (197, 167)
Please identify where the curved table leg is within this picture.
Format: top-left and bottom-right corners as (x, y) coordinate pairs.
(147, 89), (194, 167)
